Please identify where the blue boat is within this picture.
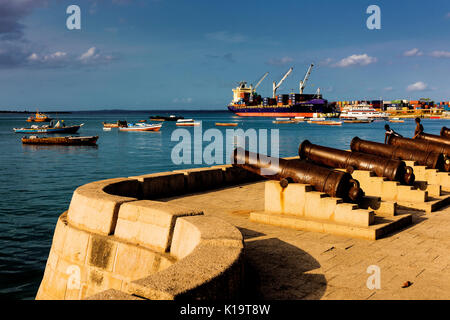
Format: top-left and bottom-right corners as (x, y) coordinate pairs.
(13, 123), (84, 134)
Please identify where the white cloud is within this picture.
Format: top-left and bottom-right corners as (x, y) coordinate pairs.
(79, 47), (98, 61)
(430, 50), (450, 58)
(266, 56), (294, 66)
(407, 81), (428, 92)
(403, 48), (423, 57)
(27, 53), (39, 61)
(319, 58), (333, 66)
(384, 86), (393, 91)
(333, 54), (377, 67)
(205, 31), (246, 43)
(25, 47), (115, 68)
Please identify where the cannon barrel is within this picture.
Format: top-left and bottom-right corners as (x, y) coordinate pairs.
(415, 132), (450, 147)
(232, 148), (364, 203)
(441, 127), (450, 139)
(387, 134), (450, 158)
(298, 140), (415, 185)
(350, 137), (448, 171)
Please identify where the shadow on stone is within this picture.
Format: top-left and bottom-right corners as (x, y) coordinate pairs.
(237, 227), (265, 240)
(243, 237), (327, 300)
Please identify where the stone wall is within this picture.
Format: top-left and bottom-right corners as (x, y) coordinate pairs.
(36, 165), (255, 300)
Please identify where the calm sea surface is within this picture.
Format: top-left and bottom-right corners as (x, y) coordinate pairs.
(0, 110), (447, 299)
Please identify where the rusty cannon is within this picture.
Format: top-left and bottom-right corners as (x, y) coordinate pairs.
(298, 140), (415, 185)
(415, 132), (450, 147)
(441, 127), (450, 139)
(350, 137), (449, 172)
(232, 147), (364, 203)
(387, 134), (450, 159)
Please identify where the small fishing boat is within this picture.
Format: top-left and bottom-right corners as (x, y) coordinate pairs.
(103, 127), (112, 131)
(176, 119), (200, 126)
(150, 115), (184, 121)
(14, 122), (84, 134)
(21, 135), (98, 145)
(314, 120), (342, 126)
(138, 120), (147, 123)
(343, 118), (373, 123)
(215, 123), (238, 127)
(389, 118), (404, 123)
(119, 123), (162, 132)
(26, 111), (52, 122)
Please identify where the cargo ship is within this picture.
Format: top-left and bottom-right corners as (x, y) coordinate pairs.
(227, 64), (329, 117)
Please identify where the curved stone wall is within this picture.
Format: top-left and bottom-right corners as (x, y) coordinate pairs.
(36, 165), (255, 300)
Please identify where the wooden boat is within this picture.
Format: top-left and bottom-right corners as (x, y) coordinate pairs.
(150, 115), (184, 121)
(215, 123), (238, 127)
(138, 120), (147, 123)
(389, 118), (404, 123)
(119, 123), (162, 132)
(22, 135), (98, 145)
(14, 123), (84, 134)
(314, 120), (343, 126)
(26, 111), (52, 122)
(176, 119), (200, 126)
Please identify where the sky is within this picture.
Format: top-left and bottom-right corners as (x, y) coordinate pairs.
(0, 0), (450, 110)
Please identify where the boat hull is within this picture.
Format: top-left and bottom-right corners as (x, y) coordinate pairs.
(14, 125), (82, 134)
(227, 100), (327, 118)
(22, 136), (98, 145)
(119, 125), (162, 132)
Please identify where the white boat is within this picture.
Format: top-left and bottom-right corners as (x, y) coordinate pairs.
(119, 123), (162, 132)
(340, 104), (389, 120)
(176, 119), (200, 126)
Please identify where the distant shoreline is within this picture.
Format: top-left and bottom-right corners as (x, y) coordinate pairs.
(0, 109), (228, 114)
(0, 111), (72, 114)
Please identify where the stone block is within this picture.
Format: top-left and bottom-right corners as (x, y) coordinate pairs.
(114, 200), (203, 251)
(170, 216), (243, 260)
(334, 203), (374, 227)
(61, 225), (90, 265)
(86, 235), (118, 272)
(67, 178), (139, 235)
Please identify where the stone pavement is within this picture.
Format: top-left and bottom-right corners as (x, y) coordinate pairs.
(162, 181), (450, 300)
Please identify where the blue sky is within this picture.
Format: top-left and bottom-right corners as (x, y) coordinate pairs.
(0, 0), (450, 110)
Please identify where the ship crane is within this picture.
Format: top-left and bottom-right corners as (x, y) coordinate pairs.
(299, 63), (314, 94)
(250, 72), (269, 93)
(272, 67), (293, 98)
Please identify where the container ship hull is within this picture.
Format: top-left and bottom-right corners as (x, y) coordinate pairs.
(228, 100), (327, 117)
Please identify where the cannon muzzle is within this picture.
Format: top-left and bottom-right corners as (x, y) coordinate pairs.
(232, 147), (364, 203)
(299, 140), (415, 185)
